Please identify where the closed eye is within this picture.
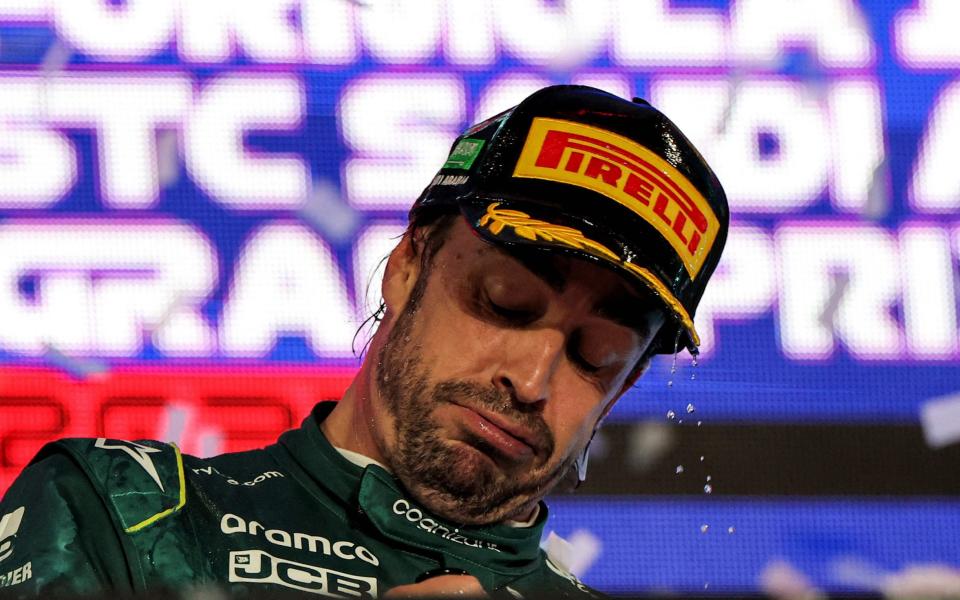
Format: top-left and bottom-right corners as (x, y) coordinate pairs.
(568, 330), (605, 374)
(485, 295), (537, 325)
(570, 350), (603, 374)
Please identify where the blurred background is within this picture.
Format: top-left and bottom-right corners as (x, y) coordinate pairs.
(0, 0), (958, 595)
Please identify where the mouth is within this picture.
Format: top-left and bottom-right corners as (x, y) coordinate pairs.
(453, 404), (539, 463)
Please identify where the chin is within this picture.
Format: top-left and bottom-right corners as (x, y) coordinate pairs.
(397, 440), (551, 526)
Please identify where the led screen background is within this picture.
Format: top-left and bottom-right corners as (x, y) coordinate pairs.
(0, 0), (957, 594)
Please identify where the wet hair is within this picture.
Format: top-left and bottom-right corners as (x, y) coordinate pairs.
(352, 207), (459, 358)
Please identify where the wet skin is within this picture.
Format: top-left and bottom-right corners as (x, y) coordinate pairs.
(324, 217), (666, 525)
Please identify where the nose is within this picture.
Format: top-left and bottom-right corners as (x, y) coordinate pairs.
(493, 327), (565, 405)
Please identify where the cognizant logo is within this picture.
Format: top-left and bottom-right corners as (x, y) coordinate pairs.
(392, 499), (501, 553)
(220, 514), (379, 566)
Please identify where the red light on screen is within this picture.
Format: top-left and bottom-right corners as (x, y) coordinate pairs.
(0, 366), (356, 495)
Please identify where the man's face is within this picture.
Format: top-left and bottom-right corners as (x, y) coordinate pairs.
(373, 218), (665, 525)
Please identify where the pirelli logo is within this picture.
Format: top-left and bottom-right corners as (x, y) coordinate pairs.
(513, 117), (720, 278)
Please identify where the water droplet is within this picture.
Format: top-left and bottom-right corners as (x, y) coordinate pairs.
(690, 372), (697, 380)
(670, 330), (680, 373)
(703, 484), (713, 494)
(666, 410), (676, 420)
(727, 526), (735, 534)
(666, 380), (673, 388)
(699, 455), (705, 462)
(678, 419), (683, 424)
(700, 524), (709, 533)
(675, 465), (684, 474)
(704, 583), (709, 590)
(692, 355), (699, 368)
(706, 475), (712, 482)
(697, 420), (703, 427)
(686, 403), (696, 414)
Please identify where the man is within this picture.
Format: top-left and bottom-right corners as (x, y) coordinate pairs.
(0, 85), (728, 598)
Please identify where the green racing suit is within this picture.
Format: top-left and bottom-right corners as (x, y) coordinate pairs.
(0, 401), (600, 598)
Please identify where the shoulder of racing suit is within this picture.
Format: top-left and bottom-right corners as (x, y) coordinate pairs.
(40, 437), (185, 535)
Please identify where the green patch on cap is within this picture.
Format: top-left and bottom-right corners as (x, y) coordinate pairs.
(442, 138), (485, 170)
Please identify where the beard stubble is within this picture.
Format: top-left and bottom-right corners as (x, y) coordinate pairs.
(374, 275), (575, 525)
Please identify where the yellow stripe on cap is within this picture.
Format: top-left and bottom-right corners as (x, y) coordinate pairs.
(620, 262), (700, 348)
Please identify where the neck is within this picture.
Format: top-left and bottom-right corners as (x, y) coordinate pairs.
(320, 356), (389, 466)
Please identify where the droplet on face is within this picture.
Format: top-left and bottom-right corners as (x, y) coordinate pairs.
(686, 403), (696, 414)
(700, 524), (709, 533)
(703, 484), (713, 494)
(666, 410), (676, 420)
(675, 465), (684, 474)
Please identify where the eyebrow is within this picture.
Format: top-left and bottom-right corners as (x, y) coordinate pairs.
(595, 295), (656, 338)
(506, 249), (658, 337)
(509, 250), (567, 293)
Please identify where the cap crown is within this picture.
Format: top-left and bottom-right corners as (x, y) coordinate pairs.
(414, 85), (729, 353)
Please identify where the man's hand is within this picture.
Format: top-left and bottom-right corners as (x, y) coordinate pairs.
(384, 574), (488, 598)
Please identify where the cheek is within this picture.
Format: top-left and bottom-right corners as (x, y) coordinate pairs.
(410, 296), (510, 380)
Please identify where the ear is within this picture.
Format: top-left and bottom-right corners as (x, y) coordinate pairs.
(381, 231), (422, 320)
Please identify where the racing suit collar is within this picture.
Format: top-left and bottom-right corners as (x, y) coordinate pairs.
(276, 401), (369, 504)
(357, 464), (546, 583)
(277, 402), (548, 585)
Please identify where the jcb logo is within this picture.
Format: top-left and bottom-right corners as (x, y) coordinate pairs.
(513, 117), (720, 278)
(0, 507), (25, 563)
(229, 550), (377, 598)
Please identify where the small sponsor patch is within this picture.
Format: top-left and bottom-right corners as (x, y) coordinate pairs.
(192, 465), (285, 487)
(229, 550), (377, 598)
(429, 174), (470, 187)
(392, 498), (501, 553)
(221, 513), (379, 566)
(442, 138), (485, 170)
(0, 507), (24, 564)
(0, 561), (32, 588)
(512, 117), (719, 278)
